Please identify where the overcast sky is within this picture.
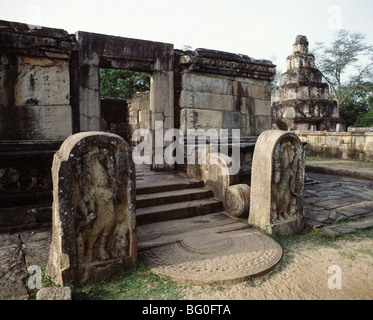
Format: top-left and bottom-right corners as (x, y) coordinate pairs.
(1, 0), (372, 72)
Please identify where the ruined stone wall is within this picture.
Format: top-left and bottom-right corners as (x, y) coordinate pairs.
(175, 49), (275, 136)
(295, 131), (373, 161)
(1, 20), (276, 144)
(100, 97), (130, 142)
(0, 20), (76, 140)
(127, 91), (151, 138)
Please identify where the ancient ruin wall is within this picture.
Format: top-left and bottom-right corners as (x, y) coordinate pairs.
(1, 20), (277, 145)
(127, 91), (151, 139)
(0, 20), (76, 140)
(295, 130), (373, 161)
(175, 48), (276, 136)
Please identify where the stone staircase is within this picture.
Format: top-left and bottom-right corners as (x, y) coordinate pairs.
(136, 177), (224, 225)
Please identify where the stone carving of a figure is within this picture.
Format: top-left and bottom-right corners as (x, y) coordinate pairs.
(271, 141), (300, 223)
(75, 147), (119, 263)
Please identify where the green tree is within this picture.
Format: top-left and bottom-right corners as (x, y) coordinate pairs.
(314, 29), (373, 117)
(339, 82), (373, 127)
(354, 108), (373, 127)
(100, 69), (150, 99)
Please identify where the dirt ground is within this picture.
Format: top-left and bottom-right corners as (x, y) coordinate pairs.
(182, 234), (373, 300)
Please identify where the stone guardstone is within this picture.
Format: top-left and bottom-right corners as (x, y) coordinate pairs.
(249, 130), (305, 234)
(46, 132), (137, 286)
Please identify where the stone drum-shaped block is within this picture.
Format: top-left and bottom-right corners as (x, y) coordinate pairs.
(249, 130), (305, 234)
(46, 132), (136, 286)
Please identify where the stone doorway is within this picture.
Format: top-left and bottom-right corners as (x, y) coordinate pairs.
(99, 68), (151, 143)
(72, 31), (174, 171)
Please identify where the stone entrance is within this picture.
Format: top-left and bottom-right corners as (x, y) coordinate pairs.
(73, 32), (174, 171)
(135, 164), (283, 285)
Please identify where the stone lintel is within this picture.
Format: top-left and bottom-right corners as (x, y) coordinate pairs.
(179, 48), (276, 81)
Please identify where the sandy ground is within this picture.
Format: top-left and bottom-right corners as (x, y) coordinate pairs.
(183, 235), (373, 300)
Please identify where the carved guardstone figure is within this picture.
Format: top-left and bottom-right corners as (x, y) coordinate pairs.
(46, 132), (136, 286)
(249, 130), (305, 234)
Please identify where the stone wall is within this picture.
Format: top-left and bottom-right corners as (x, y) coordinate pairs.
(0, 20), (75, 140)
(175, 49), (275, 136)
(127, 91), (151, 139)
(1, 20), (277, 145)
(295, 130), (373, 161)
(100, 97), (130, 142)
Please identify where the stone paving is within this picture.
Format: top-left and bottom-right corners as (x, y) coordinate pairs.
(0, 167), (372, 299)
(304, 173), (373, 236)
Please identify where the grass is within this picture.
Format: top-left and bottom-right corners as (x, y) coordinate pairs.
(71, 259), (187, 300)
(269, 226), (373, 249)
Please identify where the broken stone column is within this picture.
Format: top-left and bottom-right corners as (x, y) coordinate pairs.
(46, 132), (136, 286)
(249, 130), (305, 234)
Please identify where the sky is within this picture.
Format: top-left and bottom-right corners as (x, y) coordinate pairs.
(1, 0), (372, 72)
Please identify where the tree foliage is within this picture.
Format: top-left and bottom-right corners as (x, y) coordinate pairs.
(313, 29), (373, 121)
(339, 82), (373, 127)
(100, 69), (150, 99)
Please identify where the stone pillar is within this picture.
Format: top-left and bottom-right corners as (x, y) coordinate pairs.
(46, 132), (136, 286)
(249, 130), (305, 234)
(150, 70), (175, 171)
(77, 50), (101, 132)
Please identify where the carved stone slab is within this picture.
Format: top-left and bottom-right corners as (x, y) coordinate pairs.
(46, 132), (136, 286)
(249, 130), (305, 234)
(140, 216), (282, 284)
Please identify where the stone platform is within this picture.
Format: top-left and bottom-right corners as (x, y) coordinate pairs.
(138, 212), (282, 285)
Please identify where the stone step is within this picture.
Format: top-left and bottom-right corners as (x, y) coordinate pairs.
(136, 198), (224, 226)
(136, 187), (214, 208)
(136, 179), (204, 195)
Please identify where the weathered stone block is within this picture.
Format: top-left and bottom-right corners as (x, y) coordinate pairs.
(180, 108), (223, 134)
(36, 287), (72, 300)
(14, 62), (69, 106)
(232, 81), (266, 99)
(233, 96), (254, 115)
(325, 135), (341, 147)
(252, 116), (271, 135)
(253, 99), (271, 116)
(222, 111), (246, 134)
(46, 132), (137, 286)
(180, 90), (234, 111)
(181, 73), (233, 95)
(0, 105), (72, 140)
